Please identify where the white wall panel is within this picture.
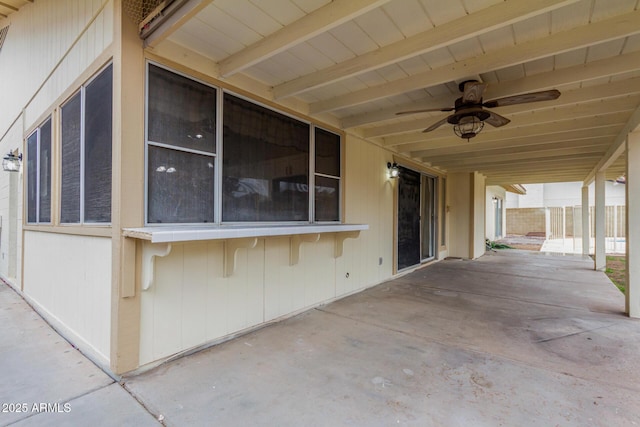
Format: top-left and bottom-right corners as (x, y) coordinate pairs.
(23, 232), (111, 364)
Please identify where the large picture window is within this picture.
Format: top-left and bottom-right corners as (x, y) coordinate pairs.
(223, 93), (309, 222)
(145, 63), (341, 225)
(60, 64), (113, 223)
(26, 118), (52, 224)
(146, 64), (217, 224)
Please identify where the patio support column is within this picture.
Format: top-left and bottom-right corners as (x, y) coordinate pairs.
(627, 131), (640, 317)
(581, 185), (589, 255)
(110, 1), (146, 374)
(594, 171), (606, 270)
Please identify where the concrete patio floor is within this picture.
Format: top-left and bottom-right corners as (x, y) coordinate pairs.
(125, 250), (640, 426)
(3, 250), (640, 426)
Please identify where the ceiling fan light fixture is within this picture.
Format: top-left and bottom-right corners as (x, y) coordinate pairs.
(453, 115), (484, 141)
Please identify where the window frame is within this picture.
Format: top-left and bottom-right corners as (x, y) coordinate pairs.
(59, 62), (113, 225)
(26, 117), (52, 225)
(144, 62), (220, 225)
(312, 125), (342, 223)
(144, 61), (343, 226)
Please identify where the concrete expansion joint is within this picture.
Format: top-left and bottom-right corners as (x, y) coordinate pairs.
(534, 322), (622, 343)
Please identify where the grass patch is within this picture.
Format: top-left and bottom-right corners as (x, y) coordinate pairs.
(486, 239), (513, 250)
(605, 255), (626, 294)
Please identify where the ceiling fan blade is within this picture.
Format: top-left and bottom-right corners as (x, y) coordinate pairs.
(483, 89), (561, 108)
(423, 117), (450, 133)
(462, 81), (487, 103)
(396, 107), (454, 115)
(484, 111), (510, 127)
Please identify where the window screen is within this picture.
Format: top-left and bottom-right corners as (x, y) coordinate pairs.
(222, 93), (309, 222)
(147, 64), (217, 223)
(61, 92), (81, 223)
(59, 64), (113, 224)
(314, 127), (340, 222)
(26, 119), (52, 224)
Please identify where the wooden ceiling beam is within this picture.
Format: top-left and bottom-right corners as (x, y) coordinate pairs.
(440, 154), (602, 172)
(487, 173), (592, 185)
(583, 102), (640, 185)
(309, 9), (640, 114)
(273, 0), (578, 99)
(411, 131), (615, 161)
(422, 141), (609, 165)
(218, 0), (392, 77)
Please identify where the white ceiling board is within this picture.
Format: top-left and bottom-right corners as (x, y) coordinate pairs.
(375, 63), (410, 83)
(586, 39), (627, 62)
(550, 0), (591, 32)
(524, 56), (555, 76)
(353, 6), (405, 47)
(260, 50), (318, 80)
(512, 12), (551, 44)
(494, 64), (526, 82)
(418, 47), (455, 69)
(214, 0), (283, 37)
(290, 0), (332, 14)
(285, 43), (334, 70)
(447, 37), (485, 62)
(328, 21), (379, 56)
(419, 0), (467, 26)
(477, 25), (516, 53)
(306, 32), (356, 64)
(250, 0), (306, 26)
(591, 0), (638, 22)
(169, 26), (234, 62)
(396, 55), (431, 76)
(382, 0), (432, 38)
(196, 5), (262, 48)
(622, 33), (640, 53)
(460, 0), (503, 14)
(350, 69), (388, 88)
(553, 48), (588, 69)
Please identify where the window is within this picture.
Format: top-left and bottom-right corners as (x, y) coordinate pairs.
(145, 64), (342, 225)
(314, 127), (340, 222)
(146, 64), (217, 223)
(60, 64), (113, 223)
(223, 93), (309, 222)
(26, 118), (52, 224)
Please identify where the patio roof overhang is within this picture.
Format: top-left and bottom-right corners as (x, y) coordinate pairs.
(133, 0), (639, 186)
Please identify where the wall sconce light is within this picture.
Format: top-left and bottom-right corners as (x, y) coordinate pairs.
(491, 196), (498, 204)
(2, 151), (22, 172)
(387, 162), (399, 179)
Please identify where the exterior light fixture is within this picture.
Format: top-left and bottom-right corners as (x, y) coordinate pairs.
(387, 162), (400, 179)
(452, 115), (484, 141)
(2, 151), (22, 172)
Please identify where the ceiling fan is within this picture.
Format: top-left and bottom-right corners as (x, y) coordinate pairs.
(397, 81), (561, 140)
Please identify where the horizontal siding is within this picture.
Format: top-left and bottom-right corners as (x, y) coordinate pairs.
(0, 0), (114, 136)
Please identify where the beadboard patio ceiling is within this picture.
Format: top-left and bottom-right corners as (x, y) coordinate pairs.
(0, 0), (30, 19)
(148, 0), (639, 185)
